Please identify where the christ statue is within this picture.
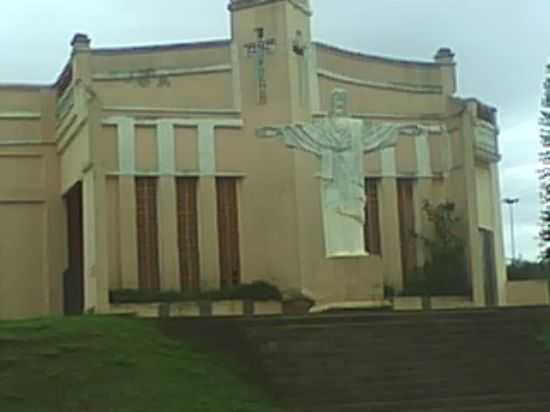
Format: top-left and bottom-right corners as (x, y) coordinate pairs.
(258, 88), (438, 258)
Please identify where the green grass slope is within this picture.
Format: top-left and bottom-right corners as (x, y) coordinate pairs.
(0, 316), (282, 412)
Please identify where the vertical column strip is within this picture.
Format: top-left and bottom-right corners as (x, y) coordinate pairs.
(157, 176), (180, 291)
(118, 117), (135, 174)
(157, 121), (176, 175)
(381, 148), (397, 177)
(198, 122), (216, 176)
(416, 132), (432, 177)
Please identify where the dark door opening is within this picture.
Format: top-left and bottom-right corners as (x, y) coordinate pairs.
(216, 177), (241, 289)
(64, 182), (84, 315)
(481, 228), (498, 307)
(398, 179), (417, 286)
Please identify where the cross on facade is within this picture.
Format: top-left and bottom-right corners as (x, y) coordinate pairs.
(244, 28), (276, 105)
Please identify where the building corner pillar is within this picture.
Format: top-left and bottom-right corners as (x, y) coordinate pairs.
(82, 167), (110, 313)
(462, 107), (485, 306)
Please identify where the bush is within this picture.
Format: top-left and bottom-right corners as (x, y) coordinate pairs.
(110, 281), (282, 304)
(401, 201), (470, 297)
(507, 259), (550, 281)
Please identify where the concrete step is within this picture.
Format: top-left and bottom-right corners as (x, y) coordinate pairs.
(295, 392), (550, 411)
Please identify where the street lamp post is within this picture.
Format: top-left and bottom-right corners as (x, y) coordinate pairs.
(503, 198), (520, 261)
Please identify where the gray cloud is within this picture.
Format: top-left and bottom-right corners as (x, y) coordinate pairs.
(1, 0), (547, 259)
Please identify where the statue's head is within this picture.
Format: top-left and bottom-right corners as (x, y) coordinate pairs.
(330, 88), (348, 118)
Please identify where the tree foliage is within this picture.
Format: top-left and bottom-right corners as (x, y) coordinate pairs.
(507, 259), (550, 281)
(402, 201), (470, 296)
(540, 61), (550, 259)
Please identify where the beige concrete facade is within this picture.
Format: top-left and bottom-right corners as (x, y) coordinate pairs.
(0, 0), (513, 319)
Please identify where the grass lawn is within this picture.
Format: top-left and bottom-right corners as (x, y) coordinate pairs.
(0, 316), (282, 412)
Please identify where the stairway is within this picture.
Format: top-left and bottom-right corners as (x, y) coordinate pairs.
(241, 307), (550, 412)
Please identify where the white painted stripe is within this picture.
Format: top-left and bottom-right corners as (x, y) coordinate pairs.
(157, 121), (176, 174)
(117, 117), (136, 174)
(0, 140), (45, 146)
(0, 112), (41, 119)
(381, 148), (397, 176)
(198, 122), (216, 176)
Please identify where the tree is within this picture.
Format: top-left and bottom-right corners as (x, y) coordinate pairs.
(540, 60), (550, 259)
(402, 201), (470, 297)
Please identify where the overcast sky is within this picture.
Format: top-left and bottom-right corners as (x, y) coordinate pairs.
(1, 0), (548, 260)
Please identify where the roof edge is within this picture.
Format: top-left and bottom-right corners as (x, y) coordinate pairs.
(0, 83), (51, 92)
(314, 41), (443, 68)
(92, 39), (231, 55)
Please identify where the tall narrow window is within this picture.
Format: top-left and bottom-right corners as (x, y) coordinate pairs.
(364, 179), (381, 255)
(216, 178), (241, 289)
(176, 178), (200, 291)
(135, 177), (160, 290)
(397, 179), (417, 283)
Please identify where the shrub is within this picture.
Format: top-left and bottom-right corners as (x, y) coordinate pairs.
(507, 259), (550, 281)
(401, 201), (470, 297)
(109, 281), (282, 304)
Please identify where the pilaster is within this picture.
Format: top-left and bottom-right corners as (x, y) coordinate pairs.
(380, 178), (403, 290)
(82, 167), (110, 312)
(157, 176), (180, 291)
(198, 177), (221, 290)
(380, 148), (403, 290)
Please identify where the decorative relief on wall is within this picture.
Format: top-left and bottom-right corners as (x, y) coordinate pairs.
(258, 88), (445, 258)
(292, 30), (307, 56)
(123, 69), (172, 88)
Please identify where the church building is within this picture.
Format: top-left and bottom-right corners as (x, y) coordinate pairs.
(0, 0), (507, 319)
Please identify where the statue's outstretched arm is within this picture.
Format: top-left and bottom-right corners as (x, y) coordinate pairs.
(362, 121), (448, 153)
(257, 124), (323, 156)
